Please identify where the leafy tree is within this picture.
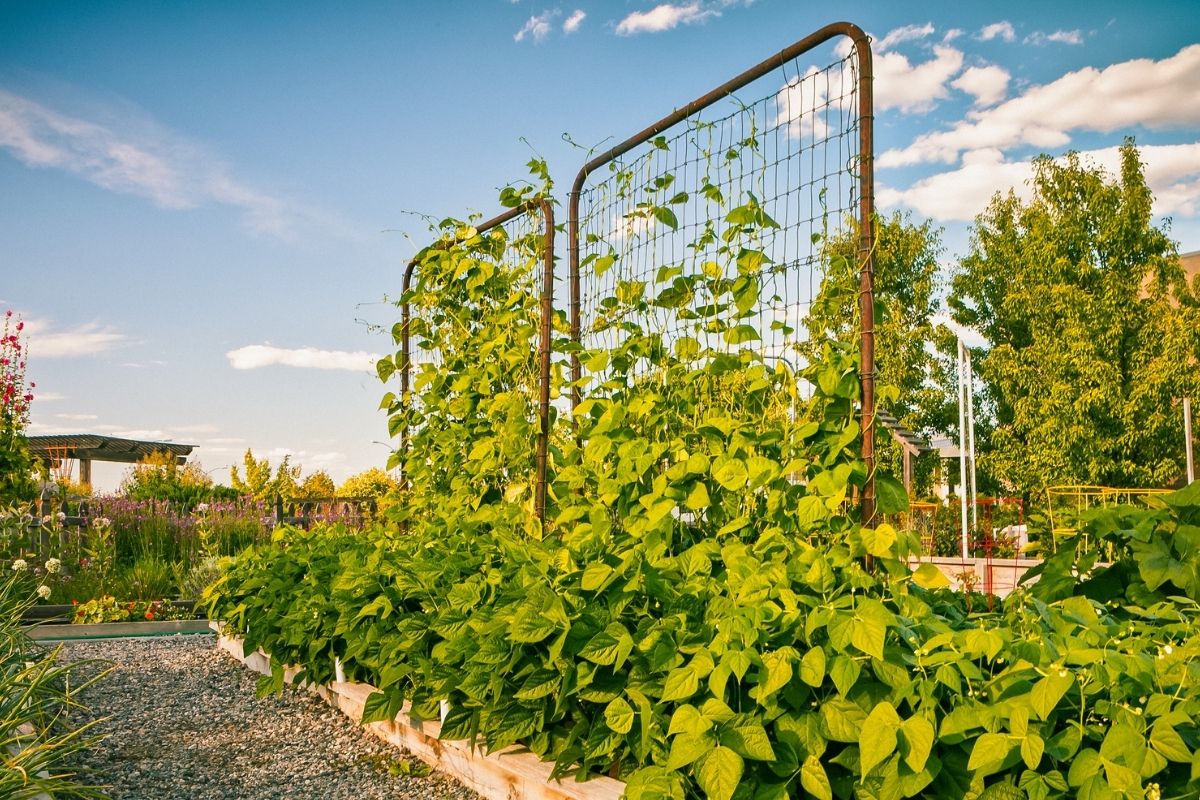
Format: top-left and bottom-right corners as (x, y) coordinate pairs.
(122, 451), (209, 503)
(297, 470), (336, 499)
(337, 467), (398, 501)
(949, 139), (1200, 497)
(229, 449), (301, 501)
(803, 212), (947, 493)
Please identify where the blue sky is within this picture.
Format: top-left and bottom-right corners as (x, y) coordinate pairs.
(3, 1), (1198, 491)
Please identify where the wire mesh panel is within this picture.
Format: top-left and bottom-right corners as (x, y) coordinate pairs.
(397, 199), (555, 523)
(567, 22), (876, 517)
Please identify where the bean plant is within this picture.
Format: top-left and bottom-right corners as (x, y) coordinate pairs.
(206, 174), (1200, 800)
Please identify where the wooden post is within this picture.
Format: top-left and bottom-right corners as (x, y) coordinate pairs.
(79, 458), (92, 488)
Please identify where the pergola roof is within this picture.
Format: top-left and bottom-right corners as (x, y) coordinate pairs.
(27, 434), (195, 465)
(876, 410), (934, 454)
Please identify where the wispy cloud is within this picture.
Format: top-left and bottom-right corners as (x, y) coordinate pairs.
(32, 391), (65, 402)
(878, 142), (1200, 221)
(875, 23), (934, 53)
(22, 318), (127, 358)
(977, 21), (1016, 43)
(1027, 29), (1083, 46)
(563, 9), (586, 34)
(54, 412), (97, 421)
(226, 344), (382, 372)
(0, 88), (343, 241)
(615, 2), (717, 35)
(880, 44), (1200, 168)
(515, 10), (558, 43)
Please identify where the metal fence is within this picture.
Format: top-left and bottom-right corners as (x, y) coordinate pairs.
(394, 22), (877, 524)
(398, 198), (556, 522)
(567, 21), (877, 518)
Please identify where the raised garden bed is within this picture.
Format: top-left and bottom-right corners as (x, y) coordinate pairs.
(28, 618), (214, 640)
(213, 623), (626, 800)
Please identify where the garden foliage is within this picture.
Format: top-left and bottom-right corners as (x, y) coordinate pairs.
(206, 173), (1200, 800)
(1, 574), (108, 798)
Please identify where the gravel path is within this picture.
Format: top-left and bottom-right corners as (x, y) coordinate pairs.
(55, 635), (480, 800)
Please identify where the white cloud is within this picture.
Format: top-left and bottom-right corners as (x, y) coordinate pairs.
(1028, 29), (1083, 46)
(32, 391), (65, 402)
(22, 319), (127, 358)
(170, 423), (219, 434)
(54, 412), (97, 420)
(875, 23), (934, 53)
(0, 88), (314, 239)
(514, 10), (558, 43)
(942, 28), (964, 43)
(951, 64), (1011, 108)
(875, 45), (965, 113)
(880, 44), (1200, 168)
(877, 142), (1200, 222)
(563, 9), (586, 34)
(226, 344), (382, 372)
(615, 2), (717, 35)
(977, 21), (1016, 43)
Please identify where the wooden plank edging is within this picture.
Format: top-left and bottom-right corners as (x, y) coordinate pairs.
(28, 619), (214, 640)
(212, 623), (626, 800)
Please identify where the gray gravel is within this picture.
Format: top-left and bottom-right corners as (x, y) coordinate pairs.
(55, 635), (480, 800)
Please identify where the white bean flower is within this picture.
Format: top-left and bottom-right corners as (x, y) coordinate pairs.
(56, 511), (67, 522)
(11, 559), (28, 572)
(36, 585), (51, 600)
(92, 517), (112, 529)
(45, 558), (61, 574)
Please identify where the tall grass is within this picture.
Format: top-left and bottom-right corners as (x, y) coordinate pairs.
(0, 573), (110, 798)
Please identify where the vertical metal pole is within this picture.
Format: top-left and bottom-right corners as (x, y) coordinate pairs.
(855, 35), (877, 526)
(958, 338), (969, 560)
(534, 199), (555, 528)
(1186, 397), (1195, 484)
(966, 346), (978, 537)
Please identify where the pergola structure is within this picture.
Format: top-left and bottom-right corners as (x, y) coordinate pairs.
(876, 410), (934, 494)
(26, 434), (195, 487)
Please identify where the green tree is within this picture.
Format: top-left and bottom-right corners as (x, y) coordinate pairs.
(297, 469), (336, 499)
(229, 449), (301, 501)
(121, 451), (214, 505)
(949, 139), (1200, 497)
(337, 467), (398, 501)
(803, 212), (947, 493)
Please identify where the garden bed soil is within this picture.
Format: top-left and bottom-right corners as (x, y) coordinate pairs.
(214, 623), (627, 800)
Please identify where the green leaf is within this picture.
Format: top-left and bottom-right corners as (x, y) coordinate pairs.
(874, 474), (909, 514)
(697, 746), (743, 800)
(581, 562), (614, 591)
(654, 206), (680, 230)
(510, 609), (556, 643)
(605, 696), (635, 735)
(594, 254), (615, 277)
(661, 666), (701, 702)
(361, 688), (405, 725)
(666, 732), (712, 770)
(900, 715), (935, 773)
(861, 524), (897, 558)
(1149, 721), (1191, 763)
(685, 481), (711, 510)
(850, 614), (887, 660)
(723, 724), (776, 761)
(799, 647), (826, 688)
(800, 756), (833, 800)
(1022, 733), (1045, 769)
(712, 457), (748, 490)
(859, 702), (900, 777)
(912, 562), (951, 589)
(1030, 670), (1074, 720)
(968, 732), (1016, 776)
(830, 654), (861, 697)
(668, 704), (709, 737)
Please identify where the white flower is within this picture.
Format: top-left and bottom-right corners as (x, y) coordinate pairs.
(91, 516), (111, 529)
(11, 559), (28, 571)
(45, 558), (61, 574)
(1163, 644), (1174, 656)
(41, 514), (52, 525)
(36, 584), (51, 599)
(56, 511), (66, 522)
(195, 503), (209, 513)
